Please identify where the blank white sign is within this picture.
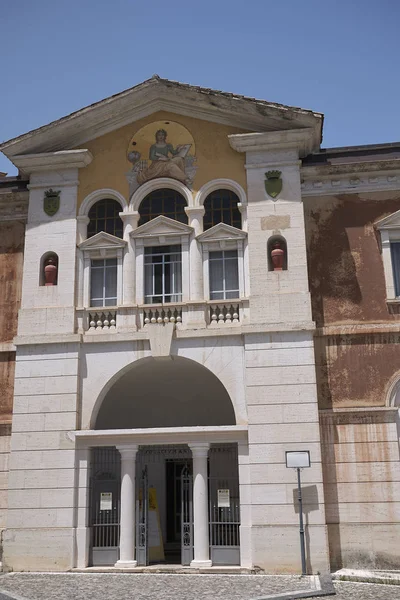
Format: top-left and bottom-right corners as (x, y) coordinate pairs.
(285, 451), (310, 468)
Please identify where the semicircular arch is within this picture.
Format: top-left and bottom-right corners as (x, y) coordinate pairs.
(195, 179), (247, 207)
(130, 178), (193, 212)
(79, 188), (128, 217)
(90, 355), (237, 430)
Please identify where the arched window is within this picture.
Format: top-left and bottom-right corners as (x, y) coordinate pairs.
(138, 189), (187, 226)
(203, 189), (241, 230)
(87, 199), (123, 238)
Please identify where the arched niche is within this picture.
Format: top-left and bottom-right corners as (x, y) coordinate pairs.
(267, 235), (288, 271)
(39, 251), (59, 286)
(93, 356), (236, 430)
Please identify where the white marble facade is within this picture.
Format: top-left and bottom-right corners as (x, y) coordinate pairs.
(1, 103), (332, 574)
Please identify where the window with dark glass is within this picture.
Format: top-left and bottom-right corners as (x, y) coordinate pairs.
(144, 245), (182, 304)
(87, 199), (123, 238)
(203, 189), (241, 230)
(209, 250), (239, 300)
(391, 242), (400, 296)
(90, 258), (117, 306)
(139, 189), (187, 226)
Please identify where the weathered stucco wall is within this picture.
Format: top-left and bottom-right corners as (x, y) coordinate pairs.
(304, 192), (400, 327)
(304, 193), (400, 409)
(0, 220), (24, 422)
(0, 221), (25, 344)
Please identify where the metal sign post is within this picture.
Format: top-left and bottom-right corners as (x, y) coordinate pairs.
(285, 451), (311, 576)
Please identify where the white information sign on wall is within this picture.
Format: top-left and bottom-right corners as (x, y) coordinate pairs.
(100, 492), (112, 511)
(217, 489), (230, 508)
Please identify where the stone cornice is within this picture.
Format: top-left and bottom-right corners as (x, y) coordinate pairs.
(315, 322), (400, 337)
(319, 406), (398, 425)
(228, 128), (319, 157)
(12, 149), (93, 175)
(0, 190), (28, 222)
(1, 77), (322, 158)
(301, 161), (400, 196)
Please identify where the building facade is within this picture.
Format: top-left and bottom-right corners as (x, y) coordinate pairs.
(0, 76), (399, 572)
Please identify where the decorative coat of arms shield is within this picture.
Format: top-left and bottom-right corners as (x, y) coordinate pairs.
(43, 189), (60, 216)
(264, 170), (283, 200)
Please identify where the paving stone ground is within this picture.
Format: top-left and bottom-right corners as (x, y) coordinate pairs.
(0, 573), (399, 600)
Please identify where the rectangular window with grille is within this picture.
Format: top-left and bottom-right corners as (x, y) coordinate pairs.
(144, 245), (182, 303)
(90, 258), (117, 306)
(391, 242), (400, 296)
(209, 250), (239, 300)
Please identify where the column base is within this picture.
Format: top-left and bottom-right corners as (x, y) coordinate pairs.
(190, 559), (212, 568)
(114, 559), (138, 568)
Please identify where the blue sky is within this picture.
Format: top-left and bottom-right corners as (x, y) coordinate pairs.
(1, 0), (399, 175)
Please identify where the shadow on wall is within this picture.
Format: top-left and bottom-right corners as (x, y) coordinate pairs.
(94, 355), (236, 429)
(292, 484), (320, 574)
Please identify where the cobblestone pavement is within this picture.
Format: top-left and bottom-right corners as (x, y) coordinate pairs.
(0, 573), (399, 600)
(0, 573), (312, 600)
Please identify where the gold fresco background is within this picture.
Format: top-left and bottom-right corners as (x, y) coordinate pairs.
(76, 111), (248, 208)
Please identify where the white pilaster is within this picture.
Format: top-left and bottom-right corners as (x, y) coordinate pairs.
(76, 216), (90, 244)
(120, 212), (140, 305)
(185, 207), (205, 302)
(115, 445), (138, 567)
(75, 447), (90, 568)
(189, 442), (212, 568)
(238, 442), (252, 568)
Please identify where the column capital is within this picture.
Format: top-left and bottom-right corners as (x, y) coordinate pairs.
(189, 442), (210, 458)
(117, 444), (139, 459)
(185, 206), (205, 217)
(119, 211), (140, 225)
(77, 215), (90, 224)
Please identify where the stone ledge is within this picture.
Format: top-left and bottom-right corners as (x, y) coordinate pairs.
(319, 406), (398, 424)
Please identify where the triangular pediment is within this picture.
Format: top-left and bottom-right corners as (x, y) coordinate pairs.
(197, 222), (247, 243)
(78, 231), (126, 250)
(375, 209), (400, 230)
(131, 215), (193, 239)
(1, 76), (323, 160)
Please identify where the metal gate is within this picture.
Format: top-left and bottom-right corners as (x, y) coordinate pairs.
(209, 444), (240, 565)
(89, 447), (121, 566)
(136, 465), (149, 566)
(181, 464), (193, 565)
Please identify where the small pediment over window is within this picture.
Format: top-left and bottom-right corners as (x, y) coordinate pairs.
(375, 209), (400, 230)
(197, 222), (247, 244)
(131, 215), (193, 241)
(78, 231), (127, 250)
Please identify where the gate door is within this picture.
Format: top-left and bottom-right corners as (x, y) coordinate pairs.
(209, 444), (240, 565)
(136, 465), (148, 566)
(181, 463), (193, 565)
(89, 447), (121, 566)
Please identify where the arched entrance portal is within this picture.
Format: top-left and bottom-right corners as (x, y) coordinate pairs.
(94, 356), (236, 430)
(88, 357), (245, 569)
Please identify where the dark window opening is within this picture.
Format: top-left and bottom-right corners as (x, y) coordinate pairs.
(203, 189), (241, 230)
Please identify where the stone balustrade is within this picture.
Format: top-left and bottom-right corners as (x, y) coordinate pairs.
(209, 302), (241, 325)
(77, 300), (247, 333)
(143, 305), (183, 326)
(88, 310), (117, 330)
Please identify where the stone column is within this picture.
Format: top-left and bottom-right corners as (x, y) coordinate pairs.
(185, 207), (205, 302)
(189, 443), (212, 567)
(120, 212), (140, 306)
(115, 445), (138, 567)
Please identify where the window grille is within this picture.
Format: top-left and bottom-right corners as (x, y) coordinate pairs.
(87, 199), (123, 238)
(203, 189), (241, 230)
(144, 245), (182, 304)
(209, 250), (239, 300)
(90, 258), (117, 307)
(139, 189), (187, 226)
